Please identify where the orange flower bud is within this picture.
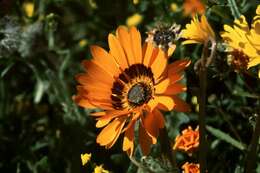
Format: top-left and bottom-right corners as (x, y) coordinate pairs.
(173, 126), (199, 154)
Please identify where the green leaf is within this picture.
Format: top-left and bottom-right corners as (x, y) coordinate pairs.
(227, 0), (241, 19)
(206, 125), (246, 151)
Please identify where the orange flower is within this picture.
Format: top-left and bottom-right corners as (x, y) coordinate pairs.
(182, 162), (200, 173)
(183, 0), (205, 17)
(73, 26), (190, 156)
(173, 126), (199, 153)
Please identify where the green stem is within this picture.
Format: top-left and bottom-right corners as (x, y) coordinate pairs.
(245, 114), (260, 173)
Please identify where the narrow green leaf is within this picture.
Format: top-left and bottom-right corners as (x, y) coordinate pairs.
(206, 125), (246, 151)
(227, 0), (241, 19)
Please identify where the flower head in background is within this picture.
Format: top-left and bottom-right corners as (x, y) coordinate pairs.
(173, 126), (199, 154)
(181, 162), (200, 173)
(81, 153), (91, 166)
(126, 13), (143, 27)
(93, 165), (109, 173)
(183, 0), (205, 17)
(23, 2), (34, 17)
(133, 0), (139, 5)
(170, 3), (179, 13)
(74, 26), (190, 156)
(221, 5), (260, 72)
(146, 23), (181, 52)
(182, 15), (215, 44)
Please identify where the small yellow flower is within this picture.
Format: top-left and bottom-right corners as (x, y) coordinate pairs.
(170, 3), (178, 13)
(191, 96), (197, 105)
(89, 0), (97, 9)
(79, 39), (88, 48)
(93, 165), (109, 173)
(126, 13), (143, 27)
(133, 0), (139, 5)
(221, 5), (260, 71)
(23, 2), (34, 17)
(182, 15), (215, 44)
(81, 153), (91, 166)
(191, 96), (199, 112)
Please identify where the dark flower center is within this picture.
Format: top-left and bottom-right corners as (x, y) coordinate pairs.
(127, 83), (152, 106)
(111, 64), (154, 110)
(153, 30), (174, 47)
(230, 50), (250, 71)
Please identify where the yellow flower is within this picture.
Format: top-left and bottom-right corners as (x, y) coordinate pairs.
(126, 13), (143, 27)
(79, 39), (88, 48)
(93, 165), (109, 173)
(182, 15), (215, 44)
(170, 3), (178, 13)
(81, 153), (91, 166)
(133, 0), (139, 5)
(191, 96), (199, 112)
(23, 2), (34, 17)
(221, 5), (260, 71)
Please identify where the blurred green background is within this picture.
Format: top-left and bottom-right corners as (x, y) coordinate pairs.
(0, 0), (260, 172)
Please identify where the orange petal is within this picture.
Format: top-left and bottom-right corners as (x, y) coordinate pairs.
(169, 73), (184, 84)
(82, 60), (114, 85)
(75, 74), (111, 88)
(153, 109), (165, 129)
(151, 49), (167, 80)
(147, 98), (158, 111)
(90, 45), (120, 76)
(130, 26), (142, 64)
(155, 78), (170, 94)
(106, 118), (126, 148)
(144, 112), (159, 144)
(96, 118), (125, 147)
(163, 83), (187, 95)
(168, 59), (191, 75)
(172, 96), (191, 112)
(148, 47), (160, 66)
(90, 111), (106, 116)
(168, 45), (176, 57)
(117, 26), (135, 65)
(154, 96), (175, 111)
(142, 42), (154, 66)
(122, 112), (140, 132)
(73, 95), (96, 109)
(96, 110), (129, 128)
(139, 122), (152, 155)
(123, 120), (136, 156)
(108, 34), (129, 70)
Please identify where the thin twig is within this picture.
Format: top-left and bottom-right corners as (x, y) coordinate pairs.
(245, 114), (260, 173)
(198, 37), (216, 173)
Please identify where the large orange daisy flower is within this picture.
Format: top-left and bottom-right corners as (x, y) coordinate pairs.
(74, 26), (190, 156)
